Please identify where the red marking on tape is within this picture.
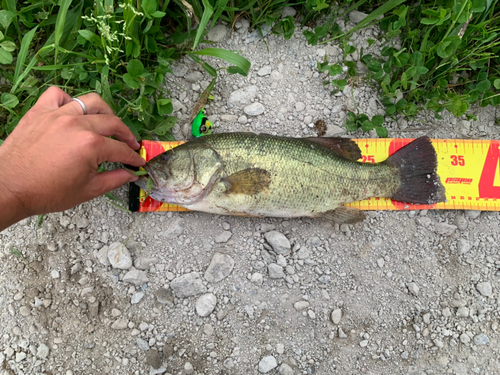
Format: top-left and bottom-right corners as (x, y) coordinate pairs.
(142, 140), (168, 161)
(445, 177), (473, 185)
(478, 140), (500, 199)
(388, 139), (412, 156)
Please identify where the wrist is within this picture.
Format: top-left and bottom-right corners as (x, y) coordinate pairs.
(0, 145), (30, 231)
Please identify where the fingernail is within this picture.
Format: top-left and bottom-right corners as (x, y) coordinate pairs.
(129, 176), (139, 183)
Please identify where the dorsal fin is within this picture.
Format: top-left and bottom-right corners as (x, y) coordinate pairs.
(306, 137), (362, 161)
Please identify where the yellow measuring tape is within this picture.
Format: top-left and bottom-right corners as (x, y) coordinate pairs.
(135, 138), (500, 212)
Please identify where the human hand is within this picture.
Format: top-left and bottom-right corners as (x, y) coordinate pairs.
(0, 87), (145, 230)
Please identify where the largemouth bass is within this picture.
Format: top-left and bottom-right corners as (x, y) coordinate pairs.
(136, 133), (445, 223)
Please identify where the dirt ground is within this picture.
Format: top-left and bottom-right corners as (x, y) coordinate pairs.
(1, 11), (499, 375)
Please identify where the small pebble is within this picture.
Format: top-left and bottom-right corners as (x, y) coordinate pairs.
(195, 293), (217, 317)
(107, 242), (133, 270)
(131, 291), (145, 304)
(244, 102), (265, 116)
(331, 308), (342, 324)
(146, 349), (162, 369)
(476, 282), (492, 296)
(474, 333), (490, 345)
(258, 355), (278, 373)
(294, 301), (309, 311)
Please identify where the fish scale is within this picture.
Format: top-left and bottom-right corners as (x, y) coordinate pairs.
(196, 133), (398, 217)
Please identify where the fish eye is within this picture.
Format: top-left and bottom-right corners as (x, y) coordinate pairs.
(160, 153), (169, 162)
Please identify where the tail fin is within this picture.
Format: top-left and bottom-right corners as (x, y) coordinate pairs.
(384, 136), (446, 204)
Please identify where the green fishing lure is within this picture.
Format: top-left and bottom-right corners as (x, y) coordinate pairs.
(191, 109), (213, 137)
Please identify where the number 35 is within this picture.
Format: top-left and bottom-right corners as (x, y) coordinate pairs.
(451, 155), (465, 166)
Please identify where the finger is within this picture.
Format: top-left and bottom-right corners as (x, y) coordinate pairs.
(97, 137), (146, 166)
(33, 87), (73, 111)
(81, 115), (140, 150)
(59, 92), (115, 116)
(86, 169), (138, 199)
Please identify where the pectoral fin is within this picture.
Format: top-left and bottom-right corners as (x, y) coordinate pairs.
(306, 137), (362, 161)
(321, 206), (366, 224)
(222, 168), (271, 195)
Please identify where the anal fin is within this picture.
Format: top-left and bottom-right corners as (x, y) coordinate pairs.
(321, 206), (366, 224)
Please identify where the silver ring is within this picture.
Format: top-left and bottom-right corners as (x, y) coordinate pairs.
(71, 97), (87, 115)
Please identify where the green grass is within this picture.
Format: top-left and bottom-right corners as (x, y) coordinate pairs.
(0, 0), (499, 140)
(305, 0), (500, 134)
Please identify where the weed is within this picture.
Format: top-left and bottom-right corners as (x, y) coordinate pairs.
(0, 0), (251, 141)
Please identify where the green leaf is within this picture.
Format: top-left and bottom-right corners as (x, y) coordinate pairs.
(372, 115), (384, 127)
(405, 103), (418, 116)
(127, 59), (144, 77)
(396, 98), (407, 109)
(154, 116), (177, 135)
(476, 80), (491, 92)
(61, 67), (74, 80)
(78, 29), (100, 45)
(0, 41), (15, 52)
(358, 114), (369, 122)
(142, 0), (158, 17)
(361, 120), (374, 131)
(401, 72), (408, 89)
(303, 30), (318, 45)
(0, 10), (15, 30)
(36, 214), (44, 230)
(126, 168), (148, 176)
(386, 105), (397, 115)
(438, 78), (448, 88)
(437, 36), (461, 59)
(317, 61), (329, 72)
(367, 60), (382, 72)
(335, 0), (407, 39)
(376, 126), (389, 138)
(123, 73), (140, 89)
(157, 98), (173, 116)
(193, 0), (214, 50)
(1, 93), (19, 109)
(151, 11), (166, 18)
(13, 26), (37, 87)
(494, 79), (500, 90)
(0, 48), (12, 64)
(421, 17), (438, 25)
(227, 66), (245, 75)
(193, 48), (251, 76)
(146, 35), (158, 53)
(329, 64), (343, 76)
(344, 44), (356, 55)
(54, 0), (72, 49)
(333, 79), (347, 90)
(415, 66), (429, 75)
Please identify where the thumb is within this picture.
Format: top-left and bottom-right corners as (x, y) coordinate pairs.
(87, 169), (137, 199)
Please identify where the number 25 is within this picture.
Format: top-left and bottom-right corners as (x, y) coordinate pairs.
(451, 155), (465, 166)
